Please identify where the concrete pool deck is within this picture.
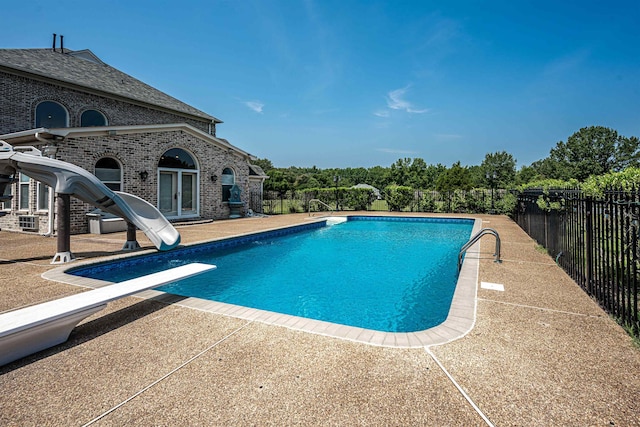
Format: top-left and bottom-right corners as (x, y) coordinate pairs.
(1, 213), (639, 426)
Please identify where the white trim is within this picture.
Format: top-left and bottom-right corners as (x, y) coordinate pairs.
(157, 168), (200, 219)
(36, 181), (50, 212)
(0, 123), (253, 159)
(18, 173), (30, 211)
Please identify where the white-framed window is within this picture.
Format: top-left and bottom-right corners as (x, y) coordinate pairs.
(0, 181), (11, 211)
(95, 157), (122, 191)
(221, 167), (235, 202)
(37, 182), (50, 211)
(19, 173), (30, 211)
(35, 101), (69, 128)
(81, 109), (108, 127)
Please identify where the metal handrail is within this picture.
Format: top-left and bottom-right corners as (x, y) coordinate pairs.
(308, 199), (335, 216)
(458, 228), (502, 271)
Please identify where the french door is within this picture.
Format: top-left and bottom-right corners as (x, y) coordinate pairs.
(158, 169), (198, 218)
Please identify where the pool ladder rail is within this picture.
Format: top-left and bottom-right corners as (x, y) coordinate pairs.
(458, 228), (502, 271)
(308, 199), (335, 216)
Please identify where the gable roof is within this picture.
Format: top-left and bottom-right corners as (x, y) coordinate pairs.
(0, 48), (221, 123)
(0, 123), (254, 159)
(248, 164), (268, 178)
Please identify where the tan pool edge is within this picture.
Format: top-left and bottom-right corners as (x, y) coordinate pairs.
(43, 217), (482, 348)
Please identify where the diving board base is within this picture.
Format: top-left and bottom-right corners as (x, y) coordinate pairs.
(0, 304), (106, 367)
(0, 262), (215, 367)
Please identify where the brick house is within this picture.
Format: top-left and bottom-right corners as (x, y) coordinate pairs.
(0, 43), (267, 235)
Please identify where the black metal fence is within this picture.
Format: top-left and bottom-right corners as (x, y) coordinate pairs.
(516, 188), (640, 336)
(253, 189), (511, 215)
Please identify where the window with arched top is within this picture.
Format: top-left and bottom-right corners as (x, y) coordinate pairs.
(95, 157), (122, 191)
(81, 109), (108, 127)
(35, 101), (68, 128)
(221, 167), (235, 202)
(158, 148), (197, 169)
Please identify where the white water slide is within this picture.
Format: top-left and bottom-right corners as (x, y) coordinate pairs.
(0, 140), (180, 251)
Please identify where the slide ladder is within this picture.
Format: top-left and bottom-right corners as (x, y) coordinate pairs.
(458, 228), (502, 271)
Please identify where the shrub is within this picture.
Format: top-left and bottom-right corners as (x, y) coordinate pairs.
(385, 185), (414, 211)
(342, 188), (374, 210)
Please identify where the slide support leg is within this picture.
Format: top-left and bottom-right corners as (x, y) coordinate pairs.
(122, 222), (140, 251)
(52, 193), (75, 264)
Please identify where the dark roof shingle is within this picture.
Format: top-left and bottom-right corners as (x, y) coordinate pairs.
(0, 48), (219, 122)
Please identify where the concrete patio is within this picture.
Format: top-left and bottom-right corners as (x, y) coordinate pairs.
(1, 213), (639, 426)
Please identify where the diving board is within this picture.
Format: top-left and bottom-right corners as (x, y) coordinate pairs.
(0, 262), (215, 367)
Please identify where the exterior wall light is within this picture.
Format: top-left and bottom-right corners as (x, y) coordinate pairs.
(139, 170), (149, 181)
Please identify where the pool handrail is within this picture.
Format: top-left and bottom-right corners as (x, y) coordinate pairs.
(308, 199), (335, 216)
(458, 228), (502, 271)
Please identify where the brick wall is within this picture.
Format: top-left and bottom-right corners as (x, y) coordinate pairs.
(0, 67), (264, 238)
(0, 129), (253, 234)
(0, 72), (214, 135)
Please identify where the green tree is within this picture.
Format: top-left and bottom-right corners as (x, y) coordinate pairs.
(435, 161), (473, 193)
(367, 165), (391, 190)
(407, 158), (428, 188)
(423, 163), (446, 190)
(615, 136), (640, 170)
(295, 174), (321, 190)
(389, 158), (412, 186)
(263, 169), (295, 193)
(251, 158), (274, 173)
(515, 164), (539, 186)
(548, 126), (640, 181)
(530, 157), (566, 180)
(481, 151), (516, 188)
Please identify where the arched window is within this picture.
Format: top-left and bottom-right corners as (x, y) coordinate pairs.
(35, 101), (68, 128)
(81, 110), (108, 127)
(158, 148), (199, 218)
(95, 158), (122, 191)
(158, 148), (197, 169)
(221, 167), (235, 202)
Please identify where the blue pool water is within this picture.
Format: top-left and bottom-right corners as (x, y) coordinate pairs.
(71, 217), (473, 332)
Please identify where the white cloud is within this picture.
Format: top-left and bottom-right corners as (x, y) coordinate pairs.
(376, 148), (418, 154)
(373, 110), (390, 118)
(244, 101), (264, 114)
(385, 86), (429, 114)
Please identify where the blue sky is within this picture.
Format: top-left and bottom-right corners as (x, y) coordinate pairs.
(5, 1), (640, 169)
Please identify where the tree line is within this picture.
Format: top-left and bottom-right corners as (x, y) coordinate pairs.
(252, 126), (640, 194)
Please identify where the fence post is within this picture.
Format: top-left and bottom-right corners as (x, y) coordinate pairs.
(544, 209), (548, 249)
(585, 196), (594, 294)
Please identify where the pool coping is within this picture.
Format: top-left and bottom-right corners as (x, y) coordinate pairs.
(42, 215), (482, 348)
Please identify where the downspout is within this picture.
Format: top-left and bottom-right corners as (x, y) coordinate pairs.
(35, 132), (56, 236)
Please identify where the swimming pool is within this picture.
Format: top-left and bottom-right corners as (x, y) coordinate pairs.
(69, 216), (475, 335)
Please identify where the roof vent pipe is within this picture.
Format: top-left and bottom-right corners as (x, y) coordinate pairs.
(60, 35), (64, 53)
(52, 33), (57, 52)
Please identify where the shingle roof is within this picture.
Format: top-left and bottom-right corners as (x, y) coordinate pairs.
(0, 48), (220, 123)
